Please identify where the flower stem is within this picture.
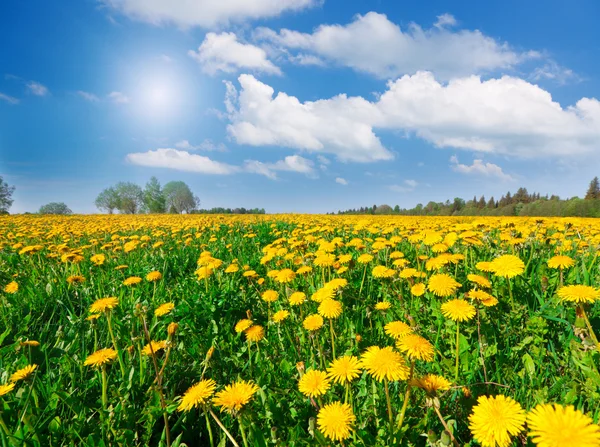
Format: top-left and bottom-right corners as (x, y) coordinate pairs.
(384, 379), (394, 432)
(101, 365), (108, 411)
(455, 322), (460, 383)
(329, 319), (336, 361)
(106, 312), (125, 377)
(397, 362), (414, 430)
(209, 409), (240, 447)
(433, 404), (460, 447)
(238, 416), (249, 447)
(204, 409), (215, 447)
(579, 305), (600, 352)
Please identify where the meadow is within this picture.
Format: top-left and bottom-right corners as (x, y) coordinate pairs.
(1, 214), (599, 447)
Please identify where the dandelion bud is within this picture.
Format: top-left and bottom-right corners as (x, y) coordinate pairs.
(127, 345), (135, 355)
(462, 386), (471, 398)
(206, 346), (215, 361)
(246, 309), (252, 320)
(355, 334), (362, 343)
(168, 322), (179, 337)
(296, 361), (305, 375)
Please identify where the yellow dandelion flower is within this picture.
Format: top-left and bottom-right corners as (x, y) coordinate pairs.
(298, 370), (330, 398)
(318, 299), (343, 319)
(317, 402), (355, 442)
(10, 364), (38, 382)
(155, 302), (174, 317)
(357, 254), (374, 264)
(272, 310), (290, 323)
(477, 261), (494, 272)
(146, 271), (162, 282)
(327, 356), (361, 384)
(177, 379), (217, 412)
(468, 274), (492, 289)
(527, 403), (600, 447)
(557, 285), (600, 304)
(4, 281), (18, 294)
(275, 268), (296, 283)
(242, 270), (258, 278)
(89, 297), (118, 314)
(142, 340), (167, 356)
(411, 374), (451, 395)
(384, 321), (413, 339)
(490, 255), (525, 278)
(289, 292), (306, 306)
(225, 264), (239, 273)
(0, 383), (15, 396)
(66, 275), (86, 284)
(303, 314), (324, 331)
(411, 283), (426, 296)
(213, 380), (260, 414)
(20, 340), (40, 347)
(547, 255), (575, 270)
(428, 274), (462, 297)
(244, 325), (264, 342)
(235, 319), (253, 333)
(372, 265), (390, 278)
(84, 348), (118, 367)
(261, 290), (279, 303)
(375, 301), (391, 311)
(396, 334), (435, 361)
(441, 299), (476, 322)
(359, 346), (409, 382)
(86, 313), (101, 321)
(296, 266), (313, 275)
(123, 276), (142, 286)
(468, 395), (526, 447)
(90, 254), (106, 265)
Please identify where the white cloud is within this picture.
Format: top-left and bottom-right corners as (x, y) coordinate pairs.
(100, 0), (318, 29)
(256, 12), (536, 79)
(244, 155), (315, 179)
(175, 139), (227, 152)
(530, 60), (578, 85)
(126, 148), (238, 174)
(226, 74), (393, 162)
(0, 92), (19, 104)
(108, 91), (130, 104)
(77, 91), (100, 102)
(450, 155), (514, 181)
(335, 177), (348, 185)
(434, 13), (457, 29)
(390, 180), (417, 193)
(190, 32), (281, 75)
(26, 81), (49, 96)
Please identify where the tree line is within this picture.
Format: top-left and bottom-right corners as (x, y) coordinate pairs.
(334, 177), (600, 218)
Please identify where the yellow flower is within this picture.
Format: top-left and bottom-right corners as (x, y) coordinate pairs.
(67, 275), (86, 284)
(244, 325), (265, 342)
(313, 254), (336, 267)
(396, 334), (435, 361)
(84, 348), (118, 367)
(242, 270), (257, 278)
(411, 283), (426, 296)
(411, 374), (451, 395)
(225, 264), (239, 273)
(289, 292), (306, 306)
(10, 364), (38, 382)
(155, 302), (175, 317)
(195, 266), (214, 279)
(357, 254), (373, 264)
(4, 281), (18, 294)
(213, 380), (260, 413)
(557, 285), (600, 304)
(177, 379), (217, 411)
(168, 322), (179, 336)
(318, 299), (343, 319)
(468, 274), (492, 289)
(327, 356), (361, 384)
(0, 383), (15, 396)
(298, 370), (330, 398)
(89, 297), (118, 314)
(303, 314), (324, 331)
(296, 266), (313, 275)
(235, 319), (253, 333)
(477, 261), (494, 272)
(490, 255), (525, 278)
(142, 340), (167, 356)
(375, 301), (391, 311)
(325, 278), (348, 290)
(261, 290), (279, 303)
(86, 313), (101, 321)
(468, 290), (499, 307)
(272, 310), (290, 323)
(527, 403), (600, 447)
(468, 395), (526, 447)
(123, 276), (142, 286)
(359, 346), (409, 382)
(372, 265), (394, 278)
(547, 255), (575, 270)
(428, 273), (461, 297)
(317, 402), (355, 441)
(441, 299), (476, 322)
(146, 271), (162, 282)
(275, 268), (296, 283)
(384, 321), (413, 339)
(20, 340), (40, 347)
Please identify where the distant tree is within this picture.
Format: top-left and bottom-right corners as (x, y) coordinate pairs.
(393, 205), (400, 213)
(114, 182), (143, 214)
(163, 181), (199, 214)
(487, 196), (496, 208)
(375, 204), (393, 214)
(0, 176), (15, 214)
(451, 197), (465, 213)
(143, 176), (166, 213)
(95, 186), (120, 214)
(39, 202), (72, 215)
(585, 177), (600, 200)
(477, 196), (486, 208)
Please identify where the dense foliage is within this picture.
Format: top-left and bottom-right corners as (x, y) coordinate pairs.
(0, 215), (599, 447)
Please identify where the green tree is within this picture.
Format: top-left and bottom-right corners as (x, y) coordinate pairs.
(143, 176), (166, 213)
(585, 176), (600, 200)
(95, 186), (120, 214)
(114, 182), (143, 214)
(0, 176), (15, 214)
(163, 181), (199, 214)
(39, 202), (72, 215)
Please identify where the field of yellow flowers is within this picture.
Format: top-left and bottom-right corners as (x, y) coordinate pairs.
(1, 214), (600, 447)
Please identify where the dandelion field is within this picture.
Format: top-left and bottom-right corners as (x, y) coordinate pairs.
(1, 214), (600, 447)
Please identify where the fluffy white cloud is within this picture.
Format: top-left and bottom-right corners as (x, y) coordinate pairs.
(175, 139), (227, 152)
(244, 155), (315, 179)
(256, 12), (536, 79)
(190, 32), (281, 75)
(126, 148), (238, 174)
(450, 156), (514, 181)
(27, 81), (49, 96)
(225, 72), (600, 160)
(108, 91), (130, 104)
(335, 177), (348, 185)
(101, 0), (318, 28)
(530, 60), (578, 85)
(226, 74), (393, 162)
(0, 92), (19, 104)
(77, 91), (100, 101)
(390, 180), (417, 193)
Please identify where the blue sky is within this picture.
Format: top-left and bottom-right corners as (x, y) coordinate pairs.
(1, 0), (600, 213)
